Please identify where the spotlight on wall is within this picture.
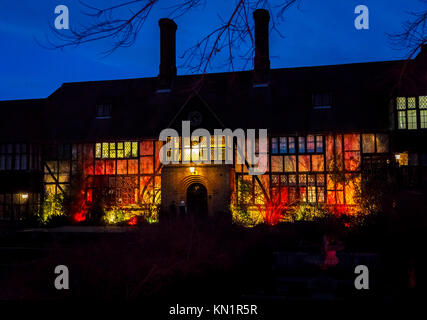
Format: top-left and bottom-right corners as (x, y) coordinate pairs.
(21, 193), (28, 200)
(189, 167), (195, 173)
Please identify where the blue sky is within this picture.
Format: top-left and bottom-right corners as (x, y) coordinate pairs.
(0, 0), (425, 100)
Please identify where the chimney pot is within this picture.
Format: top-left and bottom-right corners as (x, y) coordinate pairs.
(158, 18), (177, 90)
(253, 9), (270, 84)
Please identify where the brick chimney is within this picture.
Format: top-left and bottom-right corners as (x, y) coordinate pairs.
(158, 18), (177, 91)
(253, 9), (270, 85)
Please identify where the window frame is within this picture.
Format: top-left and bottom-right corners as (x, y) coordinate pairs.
(0, 143), (28, 171)
(313, 92), (332, 110)
(95, 141), (139, 159)
(96, 103), (112, 119)
(396, 96), (427, 130)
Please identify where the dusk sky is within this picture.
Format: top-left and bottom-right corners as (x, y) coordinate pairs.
(0, 0), (425, 100)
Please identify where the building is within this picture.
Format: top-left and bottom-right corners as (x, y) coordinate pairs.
(0, 9), (426, 224)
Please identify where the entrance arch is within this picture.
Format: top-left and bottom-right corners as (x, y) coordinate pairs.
(186, 183), (208, 217)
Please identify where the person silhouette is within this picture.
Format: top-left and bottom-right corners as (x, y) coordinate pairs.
(178, 200), (187, 219)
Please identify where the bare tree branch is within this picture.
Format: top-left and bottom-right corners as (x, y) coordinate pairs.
(43, 0), (300, 69)
(389, 0), (427, 59)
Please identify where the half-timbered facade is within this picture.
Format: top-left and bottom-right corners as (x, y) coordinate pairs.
(1, 10), (426, 224)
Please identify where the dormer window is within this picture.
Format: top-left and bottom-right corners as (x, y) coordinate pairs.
(96, 104), (112, 119)
(313, 93), (332, 110)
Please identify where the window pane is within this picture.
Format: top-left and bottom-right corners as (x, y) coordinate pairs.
(280, 175), (288, 186)
(271, 156), (283, 172)
(298, 137), (305, 153)
(6, 155), (12, 170)
(307, 135), (315, 153)
(362, 134), (375, 153)
(95, 143), (101, 158)
(408, 97), (416, 109)
(298, 155), (310, 172)
(109, 143), (116, 158)
(398, 111), (407, 129)
(14, 155), (20, 170)
(408, 109), (417, 130)
(308, 186), (316, 203)
(271, 138), (278, 154)
(21, 156), (27, 170)
(420, 96), (427, 109)
(376, 134), (389, 153)
(117, 142), (124, 158)
(317, 187), (325, 203)
(312, 154), (324, 171)
(421, 110), (427, 129)
(315, 136), (323, 153)
(0, 155), (5, 170)
(344, 133), (360, 151)
(124, 142), (131, 158)
(102, 143), (109, 158)
(284, 156), (296, 172)
(288, 137), (295, 154)
(279, 137), (287, 154)
(132, 142), (138, 157)
(397, 97), (406, 110)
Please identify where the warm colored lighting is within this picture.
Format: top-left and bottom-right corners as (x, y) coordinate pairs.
(189, 167), (195, 173)
(395, 154), (401, 160)
(21, 193), (28, 199)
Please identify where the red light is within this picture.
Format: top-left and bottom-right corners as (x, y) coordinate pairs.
(128, 216), (137, 226)
(74, 211), (86, 222)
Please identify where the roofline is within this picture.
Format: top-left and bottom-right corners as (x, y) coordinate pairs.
(0, 98), (45, 104)
(56, 58), (408, 87)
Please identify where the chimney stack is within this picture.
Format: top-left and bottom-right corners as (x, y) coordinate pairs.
(253, 9), (270, 85)
(158, 18), (177, 90)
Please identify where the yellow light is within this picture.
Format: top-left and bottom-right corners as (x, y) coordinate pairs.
(189, 167), (195, 173)
(21, 193), (28, 199)
(395, 154), (401, 160)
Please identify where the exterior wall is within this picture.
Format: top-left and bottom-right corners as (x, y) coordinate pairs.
(42, 140), (162, 221)
(161, 164), (233, 217)
(0, 143), (42, 221)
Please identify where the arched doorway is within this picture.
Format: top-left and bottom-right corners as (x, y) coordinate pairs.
(186, 183), (208, 217)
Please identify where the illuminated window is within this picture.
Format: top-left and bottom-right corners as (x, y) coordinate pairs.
(420, 96), (427, 129)
(271, 138), (278, 154)
(315, 136), (323, 153)
(288, 137), (296, 154)
(298, 137), (305, 153)
(288, 135), (325, 154)
(279, 137), (287, 154)
(210, 136), (226, 162)
(272, 137), (295, 154)
(0, 143), (28, 171)
(408, 110), (417, 130)
(307, 135), (315, 153)
(95, 142), (139, 159)
(308, 186), (316, 203)
(396, 96), (422, 130)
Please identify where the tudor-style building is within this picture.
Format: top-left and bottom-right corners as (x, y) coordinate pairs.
(0, 9), (426, 223)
